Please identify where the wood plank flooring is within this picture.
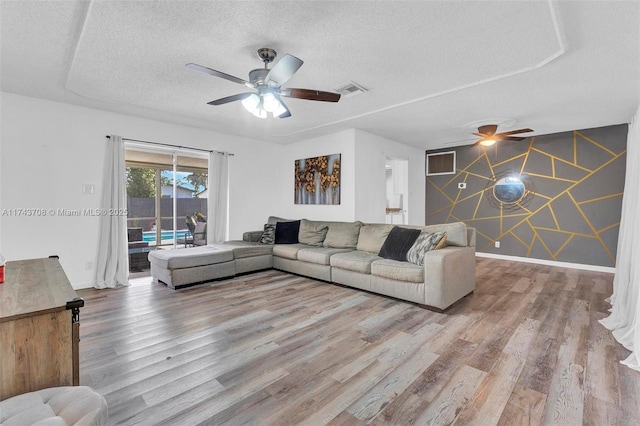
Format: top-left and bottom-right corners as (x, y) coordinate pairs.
(76, 258), (640, 425)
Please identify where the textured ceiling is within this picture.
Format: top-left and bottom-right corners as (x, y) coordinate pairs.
(1, 1), (639, 149)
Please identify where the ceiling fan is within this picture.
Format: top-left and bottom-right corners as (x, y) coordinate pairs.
(186, 48), (341, 119)
(472, 124), (534, 146)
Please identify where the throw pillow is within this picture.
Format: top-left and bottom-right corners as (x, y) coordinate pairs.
(259, 224), (276, 244)
(378, 226), (421, 261)
(275, 220), (301, 244)
(323, 221), (363, 249)
(406, 231), (448, 266)
(357, 224), (394, 254)
(298, 219), (329, 246)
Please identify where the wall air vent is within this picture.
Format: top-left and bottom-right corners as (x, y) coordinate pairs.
(426, 151), (456, 176)
(334, 81), (368, 98)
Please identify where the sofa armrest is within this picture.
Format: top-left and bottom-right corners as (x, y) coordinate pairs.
(466, 227), (476, 248)
(243, 230), (263, 242)
(422, 246), (476, 310)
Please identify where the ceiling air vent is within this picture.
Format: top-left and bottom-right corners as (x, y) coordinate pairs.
(334, 81), (367, 98)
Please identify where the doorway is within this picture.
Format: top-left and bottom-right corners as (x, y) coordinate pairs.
(385, 157), (409, 224)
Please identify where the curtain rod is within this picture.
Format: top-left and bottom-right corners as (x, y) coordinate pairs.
(105, 135), (234, 156)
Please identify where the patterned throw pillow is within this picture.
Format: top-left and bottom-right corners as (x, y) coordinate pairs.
(259, 224), (276, 244)
(406, 231), (447, 266)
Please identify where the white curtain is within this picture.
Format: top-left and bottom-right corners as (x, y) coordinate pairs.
(95, 135), (129, 288)
(207, 151), (229, 243)
(600, 107), (640, 370)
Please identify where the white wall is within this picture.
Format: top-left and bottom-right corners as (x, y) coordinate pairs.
(0, 92), (281, 288)
(280, 129), (357, 221)
(277, 128), (425, 225)
(354, 130), (425, 225)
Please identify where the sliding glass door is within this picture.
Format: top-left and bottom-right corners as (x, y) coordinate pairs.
(125, 149), (208, 271)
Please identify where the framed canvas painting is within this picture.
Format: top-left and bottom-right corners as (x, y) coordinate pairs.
(294, 154), (341, 205)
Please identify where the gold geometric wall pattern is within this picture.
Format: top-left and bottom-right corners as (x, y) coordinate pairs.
(426, 125), (627, 267)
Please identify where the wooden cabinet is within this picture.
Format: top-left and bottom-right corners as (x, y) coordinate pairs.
(0, 257), (83, 400)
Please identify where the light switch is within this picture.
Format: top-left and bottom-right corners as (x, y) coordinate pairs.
(82, 184), (95, 194)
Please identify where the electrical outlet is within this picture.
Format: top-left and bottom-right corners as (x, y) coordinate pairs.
(458, 182), (467, 189)
(85, 261), (94, 270)
(494, 241), (500, 248)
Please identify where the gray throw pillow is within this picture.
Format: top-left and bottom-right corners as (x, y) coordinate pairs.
(357, 224), (394, 254)
(406, 231), (447, 266)
(323, 221), (363, 249)
(298, 219), (329, 246)
(259, 224), (276, 244)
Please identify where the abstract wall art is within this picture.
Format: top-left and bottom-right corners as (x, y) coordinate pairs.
(426, 124), (627, 267)
(294, 153), (341, 205)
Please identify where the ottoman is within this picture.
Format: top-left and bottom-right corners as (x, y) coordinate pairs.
(0, 386), (108, 426)
(148, 246), (235, 289)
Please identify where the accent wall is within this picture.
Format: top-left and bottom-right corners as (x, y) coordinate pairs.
(425, 124), (627, 268)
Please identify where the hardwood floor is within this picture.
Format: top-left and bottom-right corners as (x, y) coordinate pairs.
(76, 258), (640, 425)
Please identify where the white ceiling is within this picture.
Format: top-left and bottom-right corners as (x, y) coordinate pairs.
(1, 1), (639, 149)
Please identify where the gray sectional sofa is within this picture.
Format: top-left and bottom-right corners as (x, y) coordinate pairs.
(149, 216), (476, 310)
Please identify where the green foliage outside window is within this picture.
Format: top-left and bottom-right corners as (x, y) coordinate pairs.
(126, 167), (155, 198)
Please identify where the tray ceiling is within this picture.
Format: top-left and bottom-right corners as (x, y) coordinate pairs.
(1, 1), (638, 148)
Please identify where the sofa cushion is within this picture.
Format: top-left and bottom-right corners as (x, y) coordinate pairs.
(378, 226), (421, 261)
(406, 231), (447, 266)
(272, 243), (308, 260)
(275, 220), (301, 244)
(323, 221), (363, 249)
(209, 241), (273, 259)
(149, 246), (234, 270)
(297, 247), (353, 265)
(405, 222), (467, 247)
(259, 224), (276, 244)
(330, 251), (382, 274)
(371, 259), (424, 283)
(298, 219), (329, 247)
(357, 224), (394, 254)
(267, 216), (290, 224)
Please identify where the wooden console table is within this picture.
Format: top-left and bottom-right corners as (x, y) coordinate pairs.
(0, 257), (84, 400)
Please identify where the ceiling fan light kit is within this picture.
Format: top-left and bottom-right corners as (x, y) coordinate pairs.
(187, 47), (341, 119)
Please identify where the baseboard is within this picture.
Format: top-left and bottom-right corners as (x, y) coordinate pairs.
(475, 252), (615, 274)
(72, 280), (96, 290)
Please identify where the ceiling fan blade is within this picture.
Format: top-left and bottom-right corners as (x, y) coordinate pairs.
(186, 63), (252, 87)
(276, 99), (292, 119)
(497, 128), (534, 136)
(478, 124), (498, 135)
(282, 88), (341, 102)
(496, 136), (526, 141)
(207, 92), (254, 106)
(264, 54), (303, 86)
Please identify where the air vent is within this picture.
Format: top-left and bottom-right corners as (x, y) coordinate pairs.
(334, 81), (367, 98)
